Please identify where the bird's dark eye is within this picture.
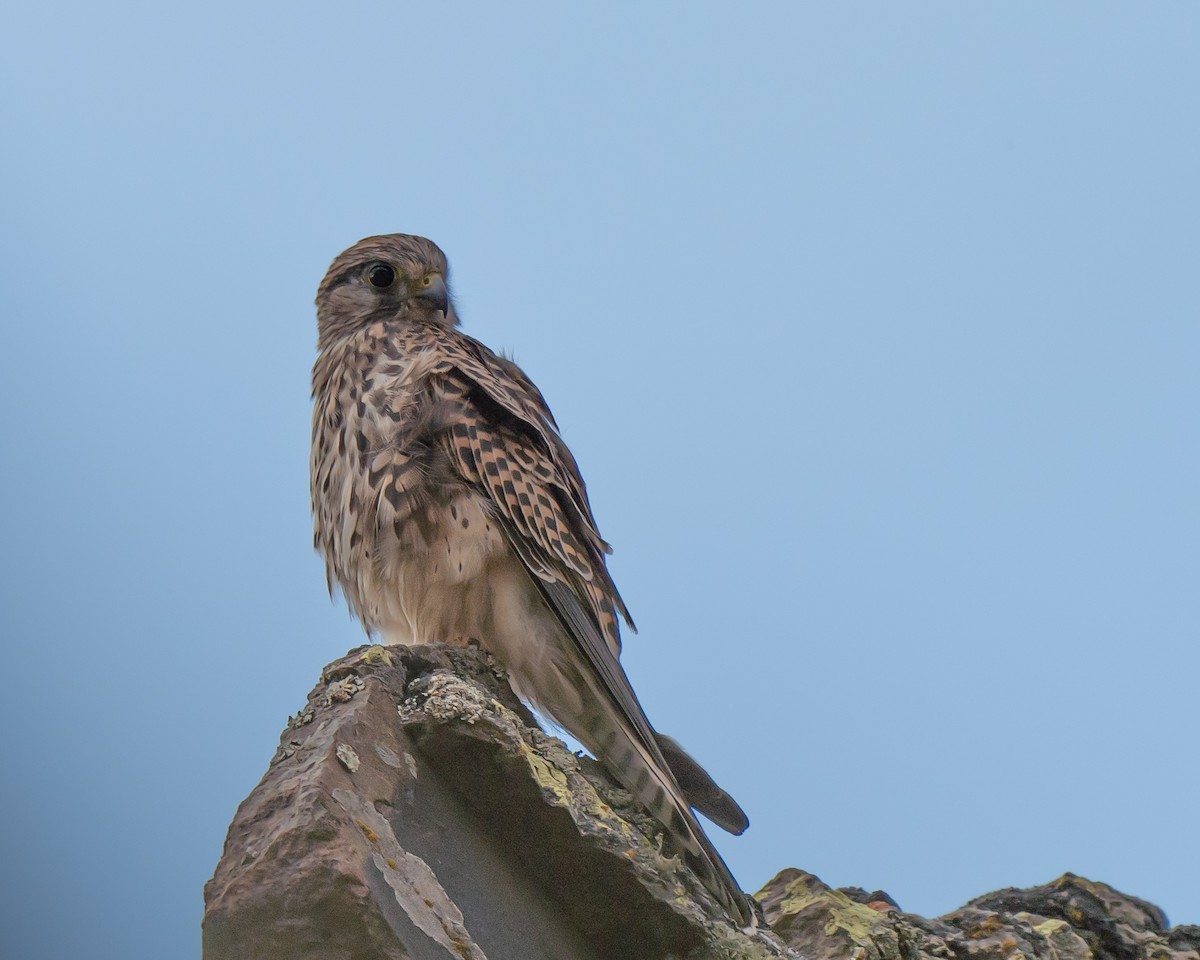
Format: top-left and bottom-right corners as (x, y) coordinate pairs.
(366, 263), (396, 289)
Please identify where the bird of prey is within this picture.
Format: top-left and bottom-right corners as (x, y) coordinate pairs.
(311, 234), (752, 925)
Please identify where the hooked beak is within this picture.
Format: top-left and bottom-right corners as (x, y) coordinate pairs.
(415, 273), (449, 317)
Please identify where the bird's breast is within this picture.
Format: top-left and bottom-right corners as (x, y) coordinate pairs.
(365, 491), (512, 645)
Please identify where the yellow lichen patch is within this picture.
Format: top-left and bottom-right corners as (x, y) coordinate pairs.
(355, 820), (379, 845)
(1034, 919), (1070, 938)
(763, 873), (824, 917)
(385, 858), (397, 870)
(359, 644), (393, 666)
(822, 901), (880, 945)
(765, 873), (887, 946)
(519, 742), (572, 801)
(517, 740), (634, 845)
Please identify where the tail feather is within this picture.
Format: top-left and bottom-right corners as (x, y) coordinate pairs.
(507, 537), (754, 926)
(655, 732), (749, 836)
(571, 673), (754, 927)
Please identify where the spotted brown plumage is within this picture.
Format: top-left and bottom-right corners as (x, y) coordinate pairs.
(311, 233), (752, 925)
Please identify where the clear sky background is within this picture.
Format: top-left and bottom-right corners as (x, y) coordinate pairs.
(2, 4), (1197, 958)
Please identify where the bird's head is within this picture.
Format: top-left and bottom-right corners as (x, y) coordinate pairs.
(315, 234), (458, 347)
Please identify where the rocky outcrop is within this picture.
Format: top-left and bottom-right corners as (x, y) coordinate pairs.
(203, 644), (1197, 960)
(203, 643), (790, 959)
(756, 869), (1199, 960)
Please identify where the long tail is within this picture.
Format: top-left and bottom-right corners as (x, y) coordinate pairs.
(571, 663), (754, 926)
(527, 578), (754, 927)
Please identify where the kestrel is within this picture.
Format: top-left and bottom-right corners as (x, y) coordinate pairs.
(311, 234), (752, 925)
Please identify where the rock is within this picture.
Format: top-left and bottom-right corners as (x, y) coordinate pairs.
(204, 642), (1195, 960)
(757, 869), (1199, 960)
(203, 643), (791, 960)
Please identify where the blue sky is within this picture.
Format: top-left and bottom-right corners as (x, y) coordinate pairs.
(2, 4), (1197, 958)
